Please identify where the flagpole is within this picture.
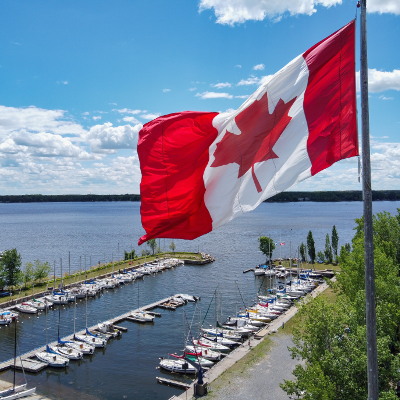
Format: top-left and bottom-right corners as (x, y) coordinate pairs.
(360, 1), (378, 399)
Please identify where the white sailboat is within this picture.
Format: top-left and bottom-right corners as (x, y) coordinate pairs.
(1, 321), (36, 399)
(159, 358), (197, 375)
(35, 345), (69, 367)
(47, 343), (83, 360)
(35, 304), (69, 368)
(74, 289), (106, 348)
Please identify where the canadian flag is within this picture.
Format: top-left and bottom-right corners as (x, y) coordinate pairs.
(138, 21), (358, 245)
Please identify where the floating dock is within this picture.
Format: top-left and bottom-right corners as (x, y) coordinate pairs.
(156, 376), (191, 390)
(0, 294), (188, 373)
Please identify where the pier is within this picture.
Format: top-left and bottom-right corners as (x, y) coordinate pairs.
(0, 294), (187, 373)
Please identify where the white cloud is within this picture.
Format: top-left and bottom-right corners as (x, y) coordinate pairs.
(114, 108), (143, 115)
(0, 105), (85, 136)
(196, 91), (234, 99)
(12, 131), (91, 159)
(199, 0), (342, 25)
(92, 116), (102, 121)
(140, 113), (160, 120)
(123, 116), (141, 124)
(212, 82), (232, 89)
(162, 88), (171, 93)
(379, 95), (394, 101)
(369, 142), (400, 186)
(368, 69), (400, 92)
(237, 76), (260, 86)
(253, 64), (265, 71)
(356, 69), (400, 92)
(0, 105), (145, 194)
(86, 122), (142, 152)
(367, 0), (400, 14)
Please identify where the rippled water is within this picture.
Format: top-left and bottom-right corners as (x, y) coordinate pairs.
(0, 201), (399, 399)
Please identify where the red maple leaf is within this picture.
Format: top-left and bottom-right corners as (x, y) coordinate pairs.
(210, 92), (297, 192)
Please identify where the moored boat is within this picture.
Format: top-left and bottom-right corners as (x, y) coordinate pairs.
(14, 303), (37, 314)
(35, 345), (69, 367)
(47, 343), (83, 360)
(159, 358), (197, 375)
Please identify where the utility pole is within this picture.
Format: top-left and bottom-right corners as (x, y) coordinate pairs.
(360, 1), (378, 398)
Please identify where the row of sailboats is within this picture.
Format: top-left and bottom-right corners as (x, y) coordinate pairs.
(158, 273), (322, 377)
(35, 285), (108, 368)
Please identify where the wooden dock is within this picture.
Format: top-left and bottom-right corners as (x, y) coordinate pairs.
(0, 295), (184, 373)
(156, 376), (191, 390)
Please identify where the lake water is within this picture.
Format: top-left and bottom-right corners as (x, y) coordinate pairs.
(0, 200), (399, 399)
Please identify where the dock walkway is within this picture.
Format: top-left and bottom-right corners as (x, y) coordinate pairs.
(0, 295), (176, 372)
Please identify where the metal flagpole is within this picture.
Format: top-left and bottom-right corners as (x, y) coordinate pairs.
(360, 1), (378, 398)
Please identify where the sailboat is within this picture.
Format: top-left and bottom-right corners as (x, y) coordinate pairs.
(0, 320), (37, 399)
(74, 290), (106, 348)
(35, 305), (69, 368)
(129, 279), (155, 323)
(47, 306), (83, 360)
(63, 296), (95, 355)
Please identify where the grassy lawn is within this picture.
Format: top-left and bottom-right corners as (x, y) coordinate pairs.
(277, 285), (338, 336)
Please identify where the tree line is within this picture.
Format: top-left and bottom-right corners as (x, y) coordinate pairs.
(1, 190), (400, 203)
(258, 225), (341, 265)
(0, 249), (51, 292)
(281, 209), (400, 399)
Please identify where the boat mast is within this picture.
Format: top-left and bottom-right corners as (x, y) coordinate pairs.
(360, 1), (378, 398)
(13, 319), (17, 390)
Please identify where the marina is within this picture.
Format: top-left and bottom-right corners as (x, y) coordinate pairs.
(0, 294), (194, 373)
(0, 200), (399, 400)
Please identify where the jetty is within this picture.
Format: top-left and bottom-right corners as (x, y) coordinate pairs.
(156, 376), (191, 390)
(0, 294), (193, 373)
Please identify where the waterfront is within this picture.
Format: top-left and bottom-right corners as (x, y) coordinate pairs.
(0, 200), (399, 399)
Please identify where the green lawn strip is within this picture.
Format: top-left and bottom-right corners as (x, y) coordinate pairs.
(0, 252), (203, 305)
(203, 336), (274, 399)
(276, 285), (338, 336)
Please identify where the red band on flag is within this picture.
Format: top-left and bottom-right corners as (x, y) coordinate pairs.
(303, 20), (358, 175)
(138, 112), (218, 245)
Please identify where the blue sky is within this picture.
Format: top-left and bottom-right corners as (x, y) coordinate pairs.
(0, 0), (399, 195)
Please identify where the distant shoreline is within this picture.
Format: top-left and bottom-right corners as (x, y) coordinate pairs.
(0, 190), (399, 203)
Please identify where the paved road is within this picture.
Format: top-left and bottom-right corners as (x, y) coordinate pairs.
(202, 334), (297, 400)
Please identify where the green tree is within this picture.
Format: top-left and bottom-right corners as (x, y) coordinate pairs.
(0, 249), (22, 288)
(23, 262), (35, 288)
(324, 233), (333, 264)
(258, 236), (275, 264)
(282, 210), (400, 399)
(331, 225), (339, 263)
(339, 243), (351, 261)
(169, 241), (176, 253)
(316, 251), (325, 263)
(32, 260), (51, 284)
(147, 239), (157, 255)
(124, 249), (136, 260)
(0, 255), (5, 289)
(299, 243), (307, 262)
(307, 231), (316, 264)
